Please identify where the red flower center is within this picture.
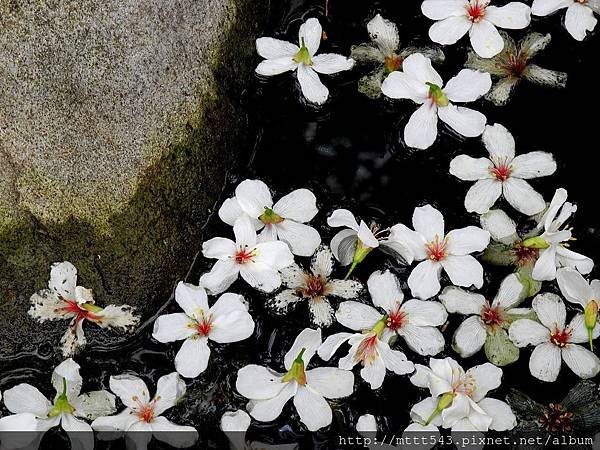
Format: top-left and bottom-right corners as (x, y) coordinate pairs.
(384, 55), (403, 74)
(196, 316), (213, 336)
(513, 241), (539, 266)
(386, 308), (407, 330)
(490, 164), (512, 181)
(299, 274), (329, 298)
(234, 247), (255, 264)
(466, 0), (488, 22)
(355, 334), (379, 365)
(506, 52), (528, 77)
(57, 299), (98, 321)
(481, 304), (503, 327)
(550, 327), (571, 348)
(132, 396), (159, 423)
(426, 235), (448, 262)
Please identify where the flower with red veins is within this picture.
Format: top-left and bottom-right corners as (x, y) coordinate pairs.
(509, 293), (600, 382)
(153, 281), (255, 379)
(450, 123), (556, 215)
(91, 372), (198, 446)
(28, 261), (139, 357)
(408, 356), (516, 432)
(351, 14), (445, 99)
(200, 215), (294, 294)
(390, 204), (490, 300)
(466, 0), (489, 22)
(512, 240), (540, 266)
(532, 0), (599, 41)
(466, 31), (567, 106)
(269, 246), (362, 327)
(441, 274), (529, 365)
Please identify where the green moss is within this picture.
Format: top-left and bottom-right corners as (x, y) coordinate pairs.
(0, 0), (268, 356)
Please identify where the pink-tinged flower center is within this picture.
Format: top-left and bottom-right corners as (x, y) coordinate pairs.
(513, 240), (539, 266)
(466, 0), (488, 22)
(57, 299), (99, 321)
(490, 163), (512, 181)
(234, 246), (255, 265)
(196, 315), (213, 336)
(386, 307), (407, 330)
(481, 304), (504, 328)
(506, 52), (528, 78)
(298, 274), (329, 298)
(426, 235), (448, 262)
(355, 334), (379, 365)
(453, 374), (476, 397)
(550, 327), (572, 348)
(132, 396), (159, 423)
(384, 55), (403, 74)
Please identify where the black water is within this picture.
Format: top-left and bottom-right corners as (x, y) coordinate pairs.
(2, 0), (600, 448)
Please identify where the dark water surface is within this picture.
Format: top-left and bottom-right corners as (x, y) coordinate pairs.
(2, 0), (600, 448)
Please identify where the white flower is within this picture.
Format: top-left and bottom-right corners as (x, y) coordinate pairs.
(381, 53), (491, 150)
(508, 293), (600, 382)
(351, 14), (445, 98)
(28, 261), (140, 357)
(319, 270), (447, 389)
(409, 357), (516, 432)
(390, 204), (490, 299)
(0, 359), (116, 450)
(557, 268), (600, 350)
(529, 188), (593, 281)
(439, 273), (529, 365)
(91, 372), (198, 450)
(200, 215), (294, 294)
(357, 413), (439, 450)
(270, 246), (362, 327)
(450, 123), (556, 215)
(327, 208), (413, 277)
(152, 282), (254, 378)
(532, 0), (599, 41)
(218, 179), (321, 256)
(220, 410), (298, 450)
(255, 18), (354, 105)
(421, 0), (531, 58)
(235, 328), (354, 431)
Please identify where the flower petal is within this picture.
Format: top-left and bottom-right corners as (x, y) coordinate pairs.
(330, 229), (358, 266)
(151, 416), (198, 448)
(284, 328), (322, 370)
(360, 351), (387, 389)
(441, 393), (471, 428)
(52, 358), (82, 401)
(174, 281), (209, 319)
(437, 104), (487, 137)
(389, 224), (428, 261)
(467, 363), (503, 402)
(428, 16), (472, 45)
(480, 209), (517, 244)
(256, 57), (298, 76)
(503, 178), (546, 216)
(49, 261), (78, 299)
(421, 0), (470, 20)
(485, 3), (532, 29)
(533, 292), (566, 330)
(2, 384), (51, 416)
(564, 3), (597, 41)
(413, 204), (445, 242)
(327, 209), (360, 230)
(297, 64), (328, 105)
(381, 71), (429, 103)
(408, 260), (443, 300)
(482, 123), (515, 160)
(568, 314), (600, 343)
(317, 332), (354, 361)
(510, 151), (557, 179)
(174, 337), (210, 378)
(275, 220), (321, 256)
(443, 69), (492, 102)
(477, 398), (516, 431)
(402, 299), (448, 326)
(449, 155), (493, 181)
(153, 372), (186, 416)
(367, 14), (400, 54)
(327, 280), (363, 299)
(199, 259), (239, 295)
(529, 342), (562, 382)
(202, 237), (236, 260)
(556, 268), (592, 309)
(109, 374), (150, 409)
(367, 270), (404, 313)
(399, 323), (446, 356)
(357, 221), (379, 248)
(236, 365), (285, 400)
(446, 226), (490, 255)
(531, 0), (572, 16)
(523, 65), (568, 87)
(312, 53), (354, 74)
(532, 247), (558, 281)
(273, 188), (318, 222)
(404, 102), (439, 150)
(439, 286), (486, 315)
(379, 341), (415, 374)
(356, 413), (377, 434)
(469, 20), (504, 58)
(486, 77), (520, 106)
(247, 382), (297, 422)
(210, 310), (255, 344)
(465, 179), (503, 214)
(556, 246), (594, 275)
(305, 367), (354, 399)
(72, 391), (116, 421)
(410, 397), (442, 427)
(493, 273), (525, 309)
(235, 179), (273, 218)
(508, 319), (550, 347)
(402, 53), (444, 86)
(562, 344), (600, 378)
(441, 255), (485, 289)
(294, 386), (332, 431)
(239, 264), (282, 293)
(298, 18), (322, 55)
(256, 37), (299, 59)
(336, 301), (382, 331)
(152, 313), (196, 343)
(453, 316), (487, 358)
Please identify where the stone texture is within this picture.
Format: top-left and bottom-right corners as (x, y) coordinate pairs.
(0, 0), (266, 355)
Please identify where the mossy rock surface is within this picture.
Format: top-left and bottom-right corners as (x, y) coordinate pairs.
(0, 0), (267, 356)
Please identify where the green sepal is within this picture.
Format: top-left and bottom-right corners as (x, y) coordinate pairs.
(484, 327), (519, 367)
(516, 263), (542, 298)
(482, 243), (516, 266)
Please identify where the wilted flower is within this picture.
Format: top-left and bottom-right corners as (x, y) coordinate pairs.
(382, 53), (491, 150)
(236, 328), (354, 431)
(351, 14), (445, 98)
(390, 204), (490, 299)
(269, 246), (362, 327)
(465, 32), (567, 105)
(409, 357), (516, 432)
(28, 261), (139, 357)
(200, 216), (294, 294)
(218, 179), (321, 257)
(91, 372), (197, 450)
(421, 0), (531, 58)
(220, 410), (298, 450)
(450, 123), (556, 215)
(327, 208), (413, 278)
(440, 273), (530, 366)
(509, 293), (600, 382)
(532, 0), (599, 41)
(0, 358), (115, 450)
(507, 380), (600, 437)
(255, 18), (354, 105)
(152, 282), (254, 378)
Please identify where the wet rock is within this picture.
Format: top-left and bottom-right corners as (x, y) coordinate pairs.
(0, 0), (267, 356)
